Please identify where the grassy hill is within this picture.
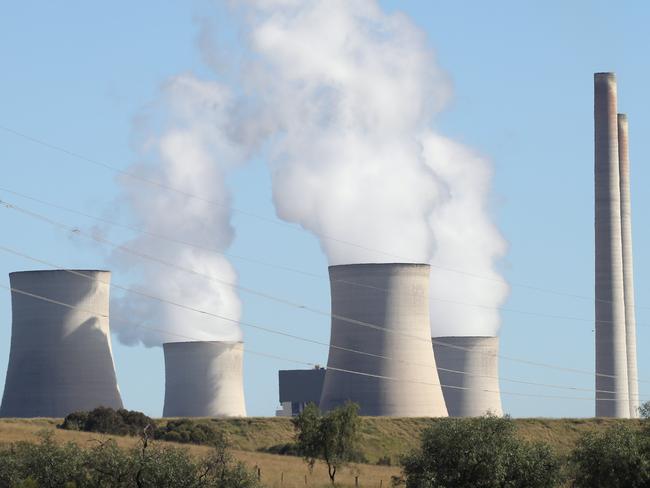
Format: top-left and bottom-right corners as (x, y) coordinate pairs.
(159, 416), (644, 460)
(0, 417), (644, 487)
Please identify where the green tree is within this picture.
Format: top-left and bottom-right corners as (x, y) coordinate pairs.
(399, 415), (561, 488)
(640, 400), (650, 419)
(293, 402), (361, 484)
(570, 425), (650, 488)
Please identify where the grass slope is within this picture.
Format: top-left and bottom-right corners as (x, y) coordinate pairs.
(161, 416), (644, 461)
(0, 418), (398, 488)
(0, 417), (644, 486)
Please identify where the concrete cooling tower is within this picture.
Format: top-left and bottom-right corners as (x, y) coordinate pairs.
(0, 270), (123, 418)
(594, 73), (630, 417)
(319, 263), (447, 417)
(432, 336), (502, 417)
(162, 341), (246, 417)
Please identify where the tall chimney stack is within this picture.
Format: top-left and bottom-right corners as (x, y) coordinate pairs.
(617, 113), (640, 418)
(594, 72), (629, 417)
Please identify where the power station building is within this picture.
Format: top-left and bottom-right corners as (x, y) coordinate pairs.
(594, 73), (639, 418)
(0, 270), (123, 418)
(319, 263), (448, 417)
(276, 366), (325, 417)
(162, 341), (247, 417)
(433, 336), (502, 417)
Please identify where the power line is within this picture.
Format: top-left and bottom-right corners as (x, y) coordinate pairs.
(2, 200), (648, 391)
(1, 200), (647, 386)
(2, 187), (633, 325)
(3, 197), (645, 334)
(0, 125), (635, 307)
(0, 186), (322, 281)
(1, 244), (648, 396)
(1, 281), (645, 404)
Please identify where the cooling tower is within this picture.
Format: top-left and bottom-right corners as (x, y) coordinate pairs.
(432, 336), (502, 417)
(594, 72), (629, 417)
(162, 341), (246, 417)
(618, 114), (640, 418)
(319, 263), (447, 417)
(0, 270), (123, 418)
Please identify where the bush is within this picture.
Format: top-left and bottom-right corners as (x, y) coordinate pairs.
(155, 419), (222, 445)
(399, 415), (561, 488)
(60, 407), (155, 436)
(0, 429), (261, 487)
(260, 442), (302, 456)
(59, 410), (89, 431)
(570, 425), (650, 488)
(640, 400), (650, 420)
(0, 431), (87, 487)
(376, 455), (392, 466)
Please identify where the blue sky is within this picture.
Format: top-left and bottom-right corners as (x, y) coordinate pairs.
(1, 0), (648, 417)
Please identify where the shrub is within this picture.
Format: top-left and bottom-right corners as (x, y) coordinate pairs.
(59, 410), (88, 431)
(60, 406), (155, 437)
(376, 455), (392, 466)
(155, 419), (223, 445)
(0, 428), (261, 487)
(2, 431), (87, 487)
(640, 400), (650, 420)
(399, 415), (561, 488)
(570, 425), (650, 488)
(260, 442), (302, 456)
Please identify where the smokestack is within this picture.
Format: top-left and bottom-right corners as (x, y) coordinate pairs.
(594, 72), (629, 417)
(162, 341), (246, 417)
(319, 263), (447, 417)
(618, 113), (640, 418)
(432, 336), (502, 417)
(0, 270), (123, 417)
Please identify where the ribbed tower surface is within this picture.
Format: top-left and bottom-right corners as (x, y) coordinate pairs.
(432, 336), (502, 417)
(0, 270), (123, 418)
(162, 341), (247, 418)
(319, 263), (447, 417)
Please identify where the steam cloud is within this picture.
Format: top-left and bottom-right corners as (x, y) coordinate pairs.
(110, 75), (244, 347)
(241, 0), (509, 336)
(111, 0), (508, 344)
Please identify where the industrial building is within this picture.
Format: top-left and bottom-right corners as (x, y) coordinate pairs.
(593, 72), (638, 418)
(433, 336), (502, 417)
(276, 366), (325, 417)
(162, 341), (247, 417)
(0, 270), (123, 418)
(319, 263), (448, 417)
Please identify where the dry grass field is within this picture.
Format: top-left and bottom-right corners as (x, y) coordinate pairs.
(0, 417), (644, 487)
(0, 418), (399, 488)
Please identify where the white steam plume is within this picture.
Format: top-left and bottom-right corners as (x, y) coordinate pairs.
(238, 0), (508, 335)
(110, 75), (244, 347)
(422, 134), (508, 336)
(110, 0), (508, 342)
